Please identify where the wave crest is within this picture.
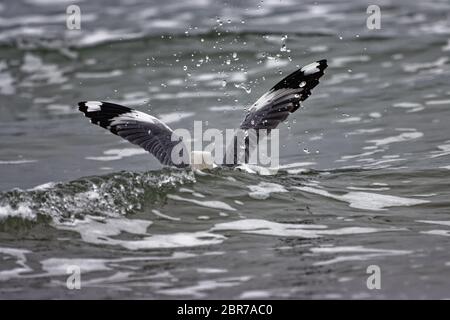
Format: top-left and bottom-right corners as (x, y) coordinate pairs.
(0, 169), (195, 228)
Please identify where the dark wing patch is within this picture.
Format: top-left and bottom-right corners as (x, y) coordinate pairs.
(78, 101), (188, 167)
(240, 59), (327, 130)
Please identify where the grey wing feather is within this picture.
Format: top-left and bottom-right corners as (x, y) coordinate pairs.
(224, 60), (327, 166)
(240, 59), (327, 130)
(78, 101), (189, 167)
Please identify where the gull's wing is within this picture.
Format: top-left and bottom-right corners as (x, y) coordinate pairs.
(240, 59), (327, 130)
(224, 60), (327, 166)
(78, 101), (188, 167)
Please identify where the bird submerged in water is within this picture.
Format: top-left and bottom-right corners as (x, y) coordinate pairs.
(78, 60), (328, 170)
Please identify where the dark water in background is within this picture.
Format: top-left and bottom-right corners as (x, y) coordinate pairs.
(1, 0), (450, 299)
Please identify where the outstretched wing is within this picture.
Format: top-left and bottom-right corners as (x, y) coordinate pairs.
(224, 60), (328, 166)
(78, 101), (188, 167)
(240, 59), (327, 130)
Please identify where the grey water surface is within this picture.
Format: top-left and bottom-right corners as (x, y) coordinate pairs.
(1, 0), (450, 299)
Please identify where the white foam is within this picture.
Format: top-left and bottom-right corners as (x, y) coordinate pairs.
(120, 232), (225, 250)
(417, 220), (450, 227)
(278, 162), (316, 169)
(420, 230), (450, 237)
(212, 219), (390, 239)
(209, 105), (237, 112)
(46, 104), (76, 115)
(25, 0), (83, 5)
(392, 102), (424, 113)
(76, 70), (123, 79)
(248, 182), (288, 200)
(196, 268), (227, 274)
(157, 111), (195, 124)
(234, 164), (279, 175)
(149, 19), (182, 28)
(55, 215), (225, 250)
(0, 247), (32, 281)
(425, 99), (450, 105)
(294, 186), (429, 211)
(152, 209), (181, 221)
(310, 245), (412, 266)
(56, 215), (151, 244)
(0, 63), (16, 95)
(40, 252), (194, 280)
(41, 258), (111, 276)
(430, 142), (450, 158)
(403, 57), (448, 73)
(78, 29), (142, 47)
(240, 290), (272, 299)
(347, 186), (390, 191)
(152, 91), (236, 100)
(368, 131), (423, 146)
(335, 116), (361, 123)
(167, 194), (236, 211)
(157, 276), (251, 298)
(347, 128), (383, 136)
(331, 55), (370, 67)
(0, 159), (37, 165)
(29, 181), (56, 191)
(20, 53), (67, 85)
(369, 112), (382, 118)
(309, 45), (328, 53)
(0, 204), (35, 221)
(86, 148), (148, 161)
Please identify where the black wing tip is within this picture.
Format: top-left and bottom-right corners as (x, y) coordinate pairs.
(302, 59), (328, 76)
(78, 101), (132, 114)
(77, 101), (133, 135)
(316, 59), (328, 70)
(78, 101), (86, 111)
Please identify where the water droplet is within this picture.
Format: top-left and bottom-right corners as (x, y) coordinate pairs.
(232, 52), (237, 59)
(222, 80), (227, 87)
(234, 83), (252, 94)
(299, 81), (306, 87)
(183, 65), (188, 71)
(303, 148), (310, 154)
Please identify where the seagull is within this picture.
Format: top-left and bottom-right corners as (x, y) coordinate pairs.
(78, 59), (327, 170)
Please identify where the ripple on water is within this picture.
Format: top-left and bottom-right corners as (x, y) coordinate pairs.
(294, 186), (429, 211)
(310, 245), (413, 266)
(212, 219), (398, 238)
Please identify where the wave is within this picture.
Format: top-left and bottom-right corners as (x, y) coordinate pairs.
(0, 28), (333, 52)
(0, 169), (195, 229)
